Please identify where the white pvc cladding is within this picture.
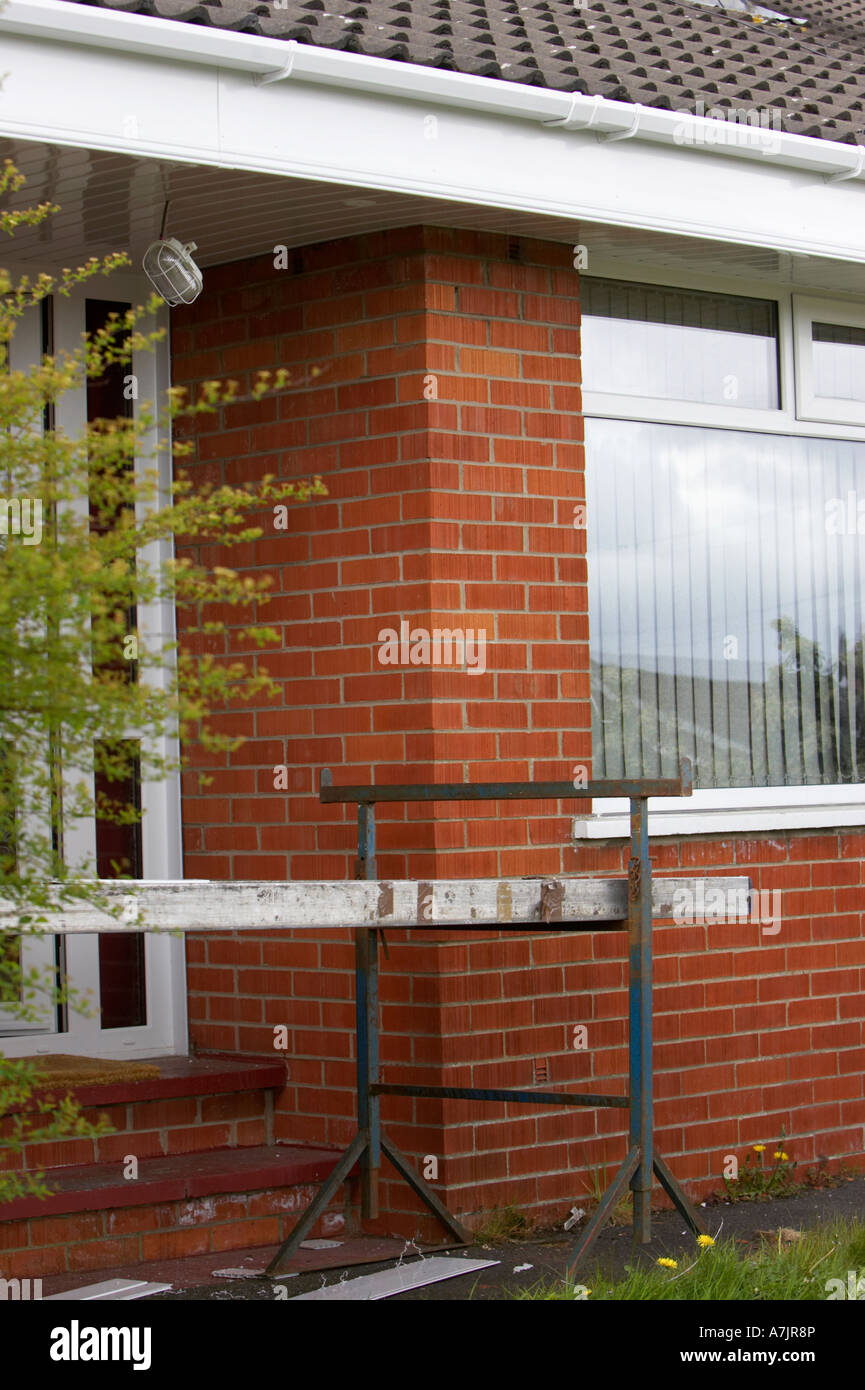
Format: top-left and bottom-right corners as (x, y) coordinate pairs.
(2, 0), (865, 265)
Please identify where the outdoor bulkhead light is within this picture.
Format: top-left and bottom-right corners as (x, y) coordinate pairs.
(142, 236), (203, 306)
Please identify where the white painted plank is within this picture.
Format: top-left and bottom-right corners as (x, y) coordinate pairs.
(0, 877), (751, 933)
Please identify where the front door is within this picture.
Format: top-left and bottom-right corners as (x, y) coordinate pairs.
(0, 278), (186, 1059)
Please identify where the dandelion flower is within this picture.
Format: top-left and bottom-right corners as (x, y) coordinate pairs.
(774, 1151), (789, 1161)
(753, 1144), (766, 1153)
(657, 1257), (678, 1269)
(697, 1235), (715, 1248)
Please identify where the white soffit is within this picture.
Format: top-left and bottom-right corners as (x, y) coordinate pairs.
(1, 6), (865, 268)
(4, 138), (865, 297)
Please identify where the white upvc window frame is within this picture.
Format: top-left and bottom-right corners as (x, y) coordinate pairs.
(0, 275), (187, 1057)
(793, 294), (865, 429)
(576, 263), (865, 840)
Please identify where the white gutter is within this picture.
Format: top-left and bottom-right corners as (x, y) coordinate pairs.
(2, 0), (864, 183)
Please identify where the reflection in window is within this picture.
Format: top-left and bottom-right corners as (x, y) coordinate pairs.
(95, 739), (146, 1030)
(87, 299), (137, 685)
(812, 322), (865, 404)
(586, 419), (865, 788)
(581, 279), (779, 409)
(85, 300), (146, 1031)
(0, 743), (19, 1004)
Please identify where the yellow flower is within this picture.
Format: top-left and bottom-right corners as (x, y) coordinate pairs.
(657, 1258), (678, 1269)
(697, 1235), (715, 1248)
(774, 1151), (789, 1161)
(753, 1144), (766, 1153)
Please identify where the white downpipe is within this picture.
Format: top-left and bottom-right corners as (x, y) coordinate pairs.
(1, 0), (864, 183)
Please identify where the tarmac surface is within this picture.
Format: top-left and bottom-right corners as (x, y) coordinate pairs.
(131, 1174), (865, 1301)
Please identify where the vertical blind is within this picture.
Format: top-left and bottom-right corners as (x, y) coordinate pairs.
(581, 278), (779, 409)
(812, 321), (865, 404)
(586, 419), (865, 788)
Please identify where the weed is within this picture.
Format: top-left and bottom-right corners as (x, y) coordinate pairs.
(803, 1155), (858, 1190)
(474, 1204), (532, 1243)
(582, 1161), (633, 1225)
(720, 1136), (799, 1202)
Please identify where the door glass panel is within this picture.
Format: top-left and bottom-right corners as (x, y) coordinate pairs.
(87, 298), (145, 1032)
(0, 935), (21, 1005)
(0, 743), (17, 1003)
(95, 740), (145, 1030)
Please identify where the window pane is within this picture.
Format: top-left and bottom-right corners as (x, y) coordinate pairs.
(581, 279), (779, 408)
(587, 418), (865, 788)
(812, 322), (865, 403)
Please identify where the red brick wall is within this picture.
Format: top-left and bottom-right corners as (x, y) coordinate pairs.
(172, 224), (587, 888)
(171, 226), (590, 1204)
(170, 227), (864, 1236)
(414, 833), (865, 1229)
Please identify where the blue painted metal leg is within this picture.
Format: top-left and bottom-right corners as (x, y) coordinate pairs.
(355, 802), (380, 1221)
(629, 796), (653, 1244)
(355, 927), (381, 1220)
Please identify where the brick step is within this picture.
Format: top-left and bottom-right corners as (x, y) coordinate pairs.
(2, 1142), (341, 1219)
(6, 1053), (289, 1171)
(0, 1144), (347, 1280)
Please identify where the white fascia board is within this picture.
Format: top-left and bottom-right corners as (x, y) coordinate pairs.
(2, 2), (865, 262)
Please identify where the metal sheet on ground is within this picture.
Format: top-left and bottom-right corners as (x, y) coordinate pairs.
(44, 1278), (173, 1300)
(290, 1256), (498, 1300)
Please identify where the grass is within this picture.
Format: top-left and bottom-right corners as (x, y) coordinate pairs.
(474, 1204), (533, 1243)
(508, 1218), (865, 1300)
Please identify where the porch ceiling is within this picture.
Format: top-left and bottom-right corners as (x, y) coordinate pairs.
(4, 136), (865, 297)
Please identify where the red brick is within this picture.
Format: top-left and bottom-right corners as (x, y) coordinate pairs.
(68, 1237), (141, 1272)
(1, 1245), (68, 1278)
(141, 1228), (212, 1261)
